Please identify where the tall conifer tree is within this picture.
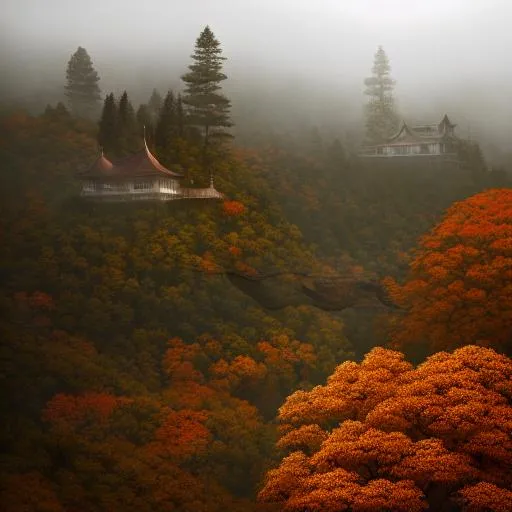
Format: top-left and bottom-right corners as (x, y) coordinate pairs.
(176, 94), (185, 138)
(43, 102), (71, 123)
(136, 104), (154, 146)
(364, 46), (399, 143)
(65, 46), (102, 119)
(117, 91), (138, 154)
(148, 88), (163, 121)
(155, 91), (176, 152)
(98, 93), (118, 154)
(181, 26), (232, 170)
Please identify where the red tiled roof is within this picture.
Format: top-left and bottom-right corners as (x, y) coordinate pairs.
(80, 142), (183, 179)
(82, 152), (114, 176)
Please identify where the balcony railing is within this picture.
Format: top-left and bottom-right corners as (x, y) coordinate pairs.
(360, 147), (458, 158)
(80, 185), (223, 201)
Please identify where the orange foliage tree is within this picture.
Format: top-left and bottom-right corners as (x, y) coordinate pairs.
(222, 200), (246, 217)
(38, 384), (266, 511)
(385, 189), (512, 353)
(148, 409), (211, 460)
(259, 346), (512, 511)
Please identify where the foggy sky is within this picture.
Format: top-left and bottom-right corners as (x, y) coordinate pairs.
(3, 0), (512, 150)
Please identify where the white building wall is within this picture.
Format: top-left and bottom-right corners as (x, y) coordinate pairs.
(158, 178), (181, 195)
(81, 178), (183, 200)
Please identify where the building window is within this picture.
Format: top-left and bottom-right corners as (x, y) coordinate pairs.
(134, 181), (153, 191)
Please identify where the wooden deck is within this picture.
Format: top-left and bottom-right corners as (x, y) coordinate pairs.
(181, 186), (224, 199)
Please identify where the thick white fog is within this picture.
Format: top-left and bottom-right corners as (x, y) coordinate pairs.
(3, 0), (512, 155)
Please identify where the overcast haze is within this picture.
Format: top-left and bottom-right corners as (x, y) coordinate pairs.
(3, 0), (512, 154)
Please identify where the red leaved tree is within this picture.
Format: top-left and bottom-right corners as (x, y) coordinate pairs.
(385, 189), (512, 353)
(42, 392), (129, 430)
(259, 346), (512, 511)
(222, 200), (246, 217)
(147, 409), (211, 460)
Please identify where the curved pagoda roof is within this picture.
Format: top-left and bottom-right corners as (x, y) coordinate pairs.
(380, 114), (457, 147)
(80, 141), (183, 180)
(386, 122), (421, 144)
(439, 114), (456, 131)
(85, 151), (114, 175)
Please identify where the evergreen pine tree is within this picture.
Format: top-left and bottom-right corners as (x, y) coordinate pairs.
(181, 25), (232, 170)
(65, 46), (102, 119)
(328, 138), (346, 166)
(148, 88), (163, 121)
(136, 104), (154, 146)
(117, 91), (138, 154)
(43, 102), (71, 123)
(364, 46), (400, 143)
(98, 93), (118, 154)
(155, 91), (176, 152)
(136, 104), (150, 125)
(176, 94), (185, 138)
(118, 91), (135, 132)
(54, 102), (70, 120)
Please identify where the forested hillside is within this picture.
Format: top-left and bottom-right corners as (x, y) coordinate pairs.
(236, 130), (509, 354)
(2, 4), (512, 509)
(2, 97), (510, 510)
(1, 33), (511, 512)
(0, 108), (355, 510)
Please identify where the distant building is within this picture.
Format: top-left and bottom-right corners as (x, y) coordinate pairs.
(79, 139), (223, 202)
(360, 114), (460, 162)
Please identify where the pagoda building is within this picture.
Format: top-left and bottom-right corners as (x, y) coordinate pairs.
(360, 114), (460, 160)
(79, 139), (223, 202)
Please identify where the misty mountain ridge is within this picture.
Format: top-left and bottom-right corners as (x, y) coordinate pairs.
(3, 8), (512, 166)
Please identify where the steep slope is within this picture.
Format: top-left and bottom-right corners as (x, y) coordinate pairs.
(0, 110), (353, 509)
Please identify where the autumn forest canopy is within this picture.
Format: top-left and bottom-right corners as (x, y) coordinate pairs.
(1, 23), (512, 512)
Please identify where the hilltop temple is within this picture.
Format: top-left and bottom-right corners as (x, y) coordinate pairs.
(79, 139), (223, 202)
(360, 114), (460, 161)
